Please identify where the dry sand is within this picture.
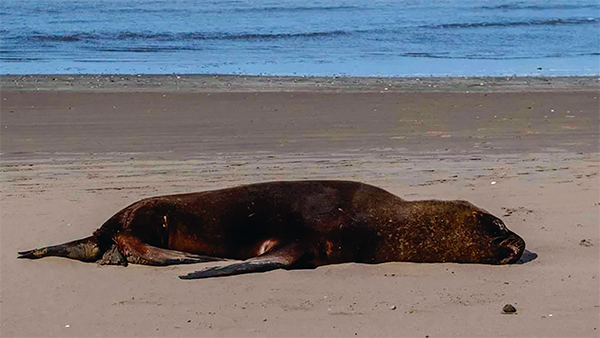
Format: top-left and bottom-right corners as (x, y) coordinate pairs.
(1, 76), (598, 337)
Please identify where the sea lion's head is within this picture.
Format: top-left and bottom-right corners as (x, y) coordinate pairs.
(449, 203), (526, 265)
(476, 212), (526, 264)
(408, 201), (526, 265)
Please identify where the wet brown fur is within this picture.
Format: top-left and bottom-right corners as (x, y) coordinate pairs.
(18, 180), (526, 279)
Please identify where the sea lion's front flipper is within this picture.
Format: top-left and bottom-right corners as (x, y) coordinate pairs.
(179, 243), (303, 279)
(114, 234), (225, 266)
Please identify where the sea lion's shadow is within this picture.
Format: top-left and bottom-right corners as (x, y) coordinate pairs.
(516, 249), (538, 264)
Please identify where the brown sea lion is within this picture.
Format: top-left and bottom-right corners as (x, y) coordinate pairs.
(18, 180), (526, 279)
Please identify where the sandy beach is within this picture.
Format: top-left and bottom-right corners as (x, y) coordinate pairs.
(1, 76), (598, 337)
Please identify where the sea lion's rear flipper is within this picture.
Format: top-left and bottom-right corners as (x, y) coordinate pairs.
(179, 243), (303, 279)
(18, 236), (103, 262)
(113, 234), (225, 266)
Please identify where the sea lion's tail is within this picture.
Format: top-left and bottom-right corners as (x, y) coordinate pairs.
(18, 236), (103, 262)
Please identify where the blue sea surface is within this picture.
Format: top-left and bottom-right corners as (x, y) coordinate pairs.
(1, 0), (599, 76)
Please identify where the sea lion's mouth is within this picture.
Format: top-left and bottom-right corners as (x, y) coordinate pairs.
(498, 234), (525, 264)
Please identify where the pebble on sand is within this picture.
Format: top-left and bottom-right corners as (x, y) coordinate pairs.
(502, 304), (517, 314)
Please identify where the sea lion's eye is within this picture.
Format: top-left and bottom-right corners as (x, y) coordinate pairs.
(493, 219), (507, 232)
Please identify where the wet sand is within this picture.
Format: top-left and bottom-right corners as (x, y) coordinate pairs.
(1, 76), (598, 337)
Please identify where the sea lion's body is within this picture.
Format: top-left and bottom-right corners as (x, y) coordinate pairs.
(19, 181), (526, 279)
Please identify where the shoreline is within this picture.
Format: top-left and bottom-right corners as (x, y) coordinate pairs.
(1, 74), (598, 93)
(2, 90), (598, 163)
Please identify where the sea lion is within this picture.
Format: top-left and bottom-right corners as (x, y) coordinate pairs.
(18, 180), (526, 279)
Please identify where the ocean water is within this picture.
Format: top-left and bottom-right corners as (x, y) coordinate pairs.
(1, 0), (599, 76)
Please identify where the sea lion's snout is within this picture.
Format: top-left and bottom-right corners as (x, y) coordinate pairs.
(483, 216), (525, 264)
(497, 233), (525, 264)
